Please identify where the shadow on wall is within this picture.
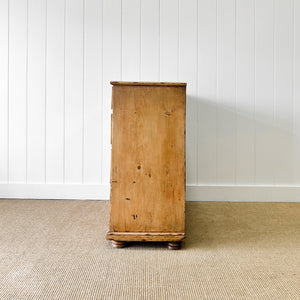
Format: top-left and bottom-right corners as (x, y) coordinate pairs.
(185, 95), (299, 185)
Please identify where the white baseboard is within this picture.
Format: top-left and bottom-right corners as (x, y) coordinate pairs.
(0, 184), (300, 202)
(187, 185), (300, 202)
(0, 184), (110, 200)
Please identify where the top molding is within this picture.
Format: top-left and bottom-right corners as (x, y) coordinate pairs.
(110, 81), (187, 87)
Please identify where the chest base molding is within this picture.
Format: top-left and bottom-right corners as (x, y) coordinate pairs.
(106, 232), (185, 242)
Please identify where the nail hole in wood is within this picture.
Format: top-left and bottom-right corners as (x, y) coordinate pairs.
(131, 214), (138, 220)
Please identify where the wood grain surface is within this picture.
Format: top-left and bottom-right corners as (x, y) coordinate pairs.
(110, 81), (187, 87)
(108, 84), (186, 237)
(106, 232), (185, 242)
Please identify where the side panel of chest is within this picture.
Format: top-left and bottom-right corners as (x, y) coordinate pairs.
(107, 82), (186, 247)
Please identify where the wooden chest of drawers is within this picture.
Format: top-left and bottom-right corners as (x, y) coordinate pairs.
(106, 81), (186, 250)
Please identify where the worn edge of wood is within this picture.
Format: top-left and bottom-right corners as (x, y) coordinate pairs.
(106, 232), (185, 242)
(110, 81), (187, 87)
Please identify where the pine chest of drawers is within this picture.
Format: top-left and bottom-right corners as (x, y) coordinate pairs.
(106, 81), (186, 250)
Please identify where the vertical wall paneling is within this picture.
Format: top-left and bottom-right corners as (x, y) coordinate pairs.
(178, 0), (197, 184)
(64, 0), (84, 183)
(140, 0), (159, 81)
(160, 0), (179, 81)
(0, 0), (9, 183)
(254, 0), (275, 184)
(2, 0), (300, 200)
(8, 0), (28, 183)
(197, 0), (217, 184)
(27, 0), (46, 183)
(122, 0), (140, 80)
(45, 0), (65, 183)
(216, 0), (236, 184)
(102, 0), (122, 183)
(83, 0), (102, 184)
(294, 0), (300, 183)
(235, 0), (255, 184)
(274, 0), (294, 184)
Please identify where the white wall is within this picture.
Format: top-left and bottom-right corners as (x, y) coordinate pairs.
(0, 0), (300, 201)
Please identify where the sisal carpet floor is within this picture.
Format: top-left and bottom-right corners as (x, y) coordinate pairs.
(0, 200), (300, 299)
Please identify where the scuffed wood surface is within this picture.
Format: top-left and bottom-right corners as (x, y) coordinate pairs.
(109, 84), (186, 238)
(110, 81), (187, 87)
(106, 232), (185, 242)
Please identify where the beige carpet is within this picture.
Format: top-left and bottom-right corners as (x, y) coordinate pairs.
(0, 200), (300, 299)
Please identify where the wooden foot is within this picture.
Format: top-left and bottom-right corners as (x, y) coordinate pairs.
(112, 240), (126, 248)
(167, 241), (182, 250)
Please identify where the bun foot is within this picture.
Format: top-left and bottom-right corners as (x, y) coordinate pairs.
(167, 242), (182, 250)
(112, 240), (126, 248)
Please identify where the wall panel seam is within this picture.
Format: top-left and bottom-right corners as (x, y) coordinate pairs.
(196, 0), (199, 183)
(253, 0), (256, 185)
(82, 0), (85, 184)
(215, 0), (219, 185)
(63, 0), (66, 184)
(25, 0), (29, 184)
(273, 0), (276, 185)
(100, 0), (103, 183)
(45, 0), (48, 183)
(158, 0), (160, 81)
(7, 0), (10, 184)
(234, 0), (237, 184)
